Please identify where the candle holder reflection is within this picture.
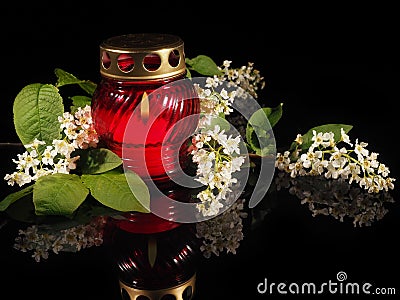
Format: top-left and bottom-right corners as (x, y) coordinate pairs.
(107, 219), (199, 300)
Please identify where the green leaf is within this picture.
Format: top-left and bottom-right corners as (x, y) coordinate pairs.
(246, 126), (275, 156)
(185, 55), (223, 76)
(290, 123), (353, 152)
(261, 103), (283, 128)
(13, 83), (64, 145)
(0, 185), (34, 211)
(246, 103), (283, 154)
(81, 170), (150, 213)
(33, 174), (89, 216)
(70, 95), (92, 113)
(77, 148), (122, 174)
(247, 103), (283, 132)
(245, 125), (259, 152)
(54, 68), (97, 96)
(55, 68), (82, 86)
(185, 68), (192, 78)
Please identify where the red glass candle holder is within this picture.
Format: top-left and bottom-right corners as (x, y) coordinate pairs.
(91, 33), (200, 183)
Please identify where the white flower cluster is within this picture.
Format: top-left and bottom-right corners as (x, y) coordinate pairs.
(13, 216), (107, 262)
(191, 60), (261, 217)
(218, 60), (265, 100)
(191, 125), (245, 217)
(194, 60), (265, 129)
(58, 105), (99, 150)
(196, 198), (248, 258)
(194, 78), (236, 129)
(276, 128), (395, 193)
(4, 105), (98, 187)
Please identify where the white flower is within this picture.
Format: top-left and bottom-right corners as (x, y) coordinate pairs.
(377, 163), (389, 177)
(275, 151), (291, 170)
(354, 139), (369, 158)
(276, 128), (395, 193)
(311, 130), (324, 147)
(31, 168), (52, 181)
(300, 151), (318, 169)
(231, 156), (245, 172)
(41, 146), (57, 165)
(222, 60), (232, 68)
(58, 112), (74, 130)
(21, 151), (40, 173)
(4, 172), (32, 187)
(325, 162), (339, 179)
(53, 139), (75, 157)
(340, 128), (353, 146)
(205, 76), (220, 88)
(191, 124), (244, 217)
(295, 134), (303, 145)
(221, 135), (241, 155)
(24, 138), (46, 150)
(52, 159), (69, 174)
(330, 147), (347, 169)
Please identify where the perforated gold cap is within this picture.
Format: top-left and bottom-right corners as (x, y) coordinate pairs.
(99, 33), (186, 80)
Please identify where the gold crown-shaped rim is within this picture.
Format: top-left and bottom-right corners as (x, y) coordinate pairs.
(99, 33), (186, 80)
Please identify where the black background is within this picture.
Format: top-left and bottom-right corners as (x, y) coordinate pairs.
(1, 1), (399, 299)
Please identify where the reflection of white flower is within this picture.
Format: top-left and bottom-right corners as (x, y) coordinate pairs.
(275, 171), (395, 227)
(196, 198), (248, 258)
(13, 216), (107, 262)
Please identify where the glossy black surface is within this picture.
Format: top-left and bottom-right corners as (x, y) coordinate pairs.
(1, 143), (399, 299)
(2, 3), (399, 299)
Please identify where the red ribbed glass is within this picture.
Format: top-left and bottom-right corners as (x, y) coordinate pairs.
(91, 74), (200, 183)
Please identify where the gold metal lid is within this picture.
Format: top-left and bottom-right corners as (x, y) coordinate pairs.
(99, 33), (186, 80)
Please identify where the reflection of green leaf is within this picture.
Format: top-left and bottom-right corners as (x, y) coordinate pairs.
(0, 185), (34, 211)
(13, 83), (64, 145)
(35, 199), (117, 232)
(54, 68), (97, 95)
(290, 124), (353, 152)
(78, 148), (122, 174)
(82, 170), (150, 213)
(33, 174), (89, 216)
(185, 55), (223, 76)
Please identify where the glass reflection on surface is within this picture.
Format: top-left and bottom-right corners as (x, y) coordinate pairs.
(107, 220), (199, 300)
